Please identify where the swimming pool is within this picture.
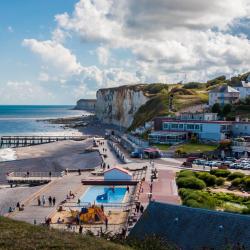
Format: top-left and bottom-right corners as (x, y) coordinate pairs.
(80, 186), (127, 204)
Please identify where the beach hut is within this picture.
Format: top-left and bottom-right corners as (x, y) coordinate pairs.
(104, 166), (132, 181)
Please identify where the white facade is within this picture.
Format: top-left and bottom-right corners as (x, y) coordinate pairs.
(209, 85), (239, 106)
(180, 112), (218, 121)
(104, 167), (132, 181)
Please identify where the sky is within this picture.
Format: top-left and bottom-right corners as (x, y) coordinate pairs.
(0, 0), (250, 104)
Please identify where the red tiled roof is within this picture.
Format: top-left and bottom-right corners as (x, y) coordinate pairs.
(104, 166), (132, 176)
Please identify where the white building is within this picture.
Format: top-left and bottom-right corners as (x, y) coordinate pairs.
(233, 81), (250, 100)
(179, 112), (218, 121)
(104, 166), (133, 181)
(209, 85), (239, 106)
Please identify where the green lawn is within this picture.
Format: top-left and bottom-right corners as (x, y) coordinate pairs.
(152, 144), (171, 151)
(176, 143), (218, 154)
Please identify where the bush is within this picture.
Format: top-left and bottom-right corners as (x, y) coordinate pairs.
(222, 104), (232, 116)
(195, 172), (217, 186)
(211, 103), (221, 114)
(178, 170), (195, 178)
(183, 82), (204, 89)
(179, 188), (217, 209)
(243, 177), (250, 189)
(231, 178), (243, 187)
(227, 172), (245, 181)
(215, 177), (225, 186)
(210, 169), (231, 178)
(176, 176), (206, 190)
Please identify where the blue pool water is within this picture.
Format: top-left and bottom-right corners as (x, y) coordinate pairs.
(81, 186), (127, 204)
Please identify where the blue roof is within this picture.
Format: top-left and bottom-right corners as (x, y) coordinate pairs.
(129, 202), (250, 250)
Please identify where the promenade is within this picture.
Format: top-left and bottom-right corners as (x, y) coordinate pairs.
(9, 173), (86, 224)
(5, 137), (181, 226)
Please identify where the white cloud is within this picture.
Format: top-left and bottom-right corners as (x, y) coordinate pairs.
(50, 0), (250, 83)
(22, 0), (250, 93)
(22, 39), (83, 76)
(0, 81), (55, 104)
(96, 46), (109, 65)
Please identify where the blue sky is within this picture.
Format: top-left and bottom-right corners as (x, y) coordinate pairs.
(0, 0), (250, 104)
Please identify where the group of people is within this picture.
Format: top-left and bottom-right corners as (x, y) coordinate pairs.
(37, 195), (56, 207)
(101, 162), (110, 170)
(135, 202), (144, 214)
(67, 190), (75, 200)
(8, 201), (24, 213)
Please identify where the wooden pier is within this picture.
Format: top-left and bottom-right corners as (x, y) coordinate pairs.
(0, 135), (87, 148)
(6, 171), (65, 185)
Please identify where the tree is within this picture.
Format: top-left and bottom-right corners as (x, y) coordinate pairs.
(212, 103), (221, 114)
(222, 104), (232, 116)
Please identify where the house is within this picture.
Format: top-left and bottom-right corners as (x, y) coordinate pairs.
(150, 114), (250, 145)
(179, 112), (218, 121)
(151, 116), (232, 144)
(232, 81), (250, 100)
(209, 85), (239, 106)
(104, 166), (132, 181)
(231, 137), (250, 158)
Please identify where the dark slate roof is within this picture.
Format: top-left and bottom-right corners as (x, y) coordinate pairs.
(129, 202), (250, 250)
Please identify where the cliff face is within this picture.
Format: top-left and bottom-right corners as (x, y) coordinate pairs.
(96, 85), (149, 128)
(74, 99), (96, 111)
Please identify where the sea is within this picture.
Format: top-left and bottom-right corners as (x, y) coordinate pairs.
(0, 105), (90, 161)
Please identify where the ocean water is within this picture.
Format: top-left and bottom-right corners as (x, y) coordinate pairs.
(0, 105), (90, 161)
(0, 105), (88, 136)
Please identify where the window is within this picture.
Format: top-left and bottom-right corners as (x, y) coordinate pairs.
(179, 124), (183, 129)
(163, 123), (169, 130)
(195, 125), (200, 130)
(171, 124), (179, 129)
(187, 124), (195, 130)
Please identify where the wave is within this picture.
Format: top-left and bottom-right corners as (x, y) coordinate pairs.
(0, 148), (16, 162)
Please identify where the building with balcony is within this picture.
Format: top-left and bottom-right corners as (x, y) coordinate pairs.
(179, 112), (218, 121)
(150, 114), (250, 145)
(232, 81), (250, 100)
(232, 137), (250, 157)
(209, 85), (239, 106)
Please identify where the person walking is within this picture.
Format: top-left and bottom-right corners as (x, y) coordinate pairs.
(79, 225), (83, 234)
(105, 217), (108, 230)
(42, 195), (46, 206)
(135, 203), (140, 213)
(52, 197), (56, 206)
(140, 205), (144, 214)
(37, 196), (41, 206)
(48, 196), (52, 206)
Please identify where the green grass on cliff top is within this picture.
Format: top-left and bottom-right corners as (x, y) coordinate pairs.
(0, 216), (131, 250)
(129, 86), (208, 130)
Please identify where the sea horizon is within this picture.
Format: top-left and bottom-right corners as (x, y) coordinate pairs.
(0, 105), (89, 136)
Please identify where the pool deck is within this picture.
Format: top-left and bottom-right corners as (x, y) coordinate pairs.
(7, 173), (88, 224)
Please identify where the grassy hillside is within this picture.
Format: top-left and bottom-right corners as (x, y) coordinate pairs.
(0, 216), (130, 250)
(129, 84), (208, 130)
(128, 71), (250, 129)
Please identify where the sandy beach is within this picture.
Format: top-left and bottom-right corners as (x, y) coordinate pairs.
(0, 139), (102, 185)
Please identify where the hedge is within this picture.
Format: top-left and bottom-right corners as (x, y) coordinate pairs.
(227, 172), (245, 181)
(195, 172), (217, 186)
(176, 176), (206, 190)
(210, 169), (230, 178)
